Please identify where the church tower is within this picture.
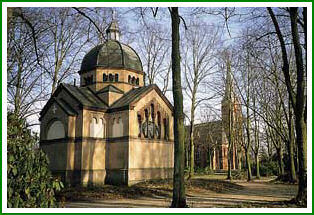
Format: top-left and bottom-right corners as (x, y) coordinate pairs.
(221, 57), (234, 137)
(221, 57), (243, 170)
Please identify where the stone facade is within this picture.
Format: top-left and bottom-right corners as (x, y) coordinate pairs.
(39, 19), (174, 186)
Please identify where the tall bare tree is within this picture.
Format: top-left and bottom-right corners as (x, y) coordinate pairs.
(267, 7), (307, 205)
(182, 20), (220, 179)
(138, 26), (170, 85)
(169, 7), (187, 208)
(7, 8), (49, 124)
(42, 8), (91, 94)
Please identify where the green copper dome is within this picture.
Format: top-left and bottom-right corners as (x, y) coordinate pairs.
(80, 40), (143, 73)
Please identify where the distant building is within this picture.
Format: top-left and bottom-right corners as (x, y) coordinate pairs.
(186, 62), (243, 170)
(39, 17), (174, 186)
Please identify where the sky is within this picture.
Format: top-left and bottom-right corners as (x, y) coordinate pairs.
(5, 6), (292, 133)
(16, 7), (249, 134)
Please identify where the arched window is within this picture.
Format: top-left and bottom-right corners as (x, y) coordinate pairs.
(163, 118), (169, 140)
(150, 104), (155, 138)
(136, 78), (139, 86)
(109, 74), (113, 82)
(90, 117), (97, 137)
(128, 75), (131, 83)
(157, 112), (161, 139)
(137, 114), (142, 137)
(115, 74), (119, 82)
(144, 109), (149, 138)
(103, 74), (108, 82)
(90, 117), (104, 138)
(151, 104), (155, 120)
(132, 77), (135, 85)
(47, 120), (65, 140)
(98, 118), (104, 138)
(112, 116), (123, 137)
(145, 109), (149, 122)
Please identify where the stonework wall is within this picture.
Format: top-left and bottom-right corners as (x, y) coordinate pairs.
(41, 138), (107, 186)
(128, 139), (174, 183)
(105, 140), (129, 185)
(107, 91), (123, 106)
(41, 140), (72, 171)
(46, 121), (65, 140)
(80, 139), (106, 185)
(68, 116), (76, 138)
(107, 110), (129, 138)
(82, 68), (144, 93)
(127, 89), (174, 183)
(40, 77), (174, 186)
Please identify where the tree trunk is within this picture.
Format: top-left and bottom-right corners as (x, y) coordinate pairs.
(245, 52), (252, 181)
(295, 118), (307, 203)
(245, 149), (252, 181)
(288, 102), (297, 182)
(237, 148), (242, 170)
(185, 143), (189, 169)
(245, 107), (252, 181)
(303, 8), (307, 126)
(295, 144), (299, 173)
(290, 7), (307, 205)
(207, 148), (212, 171)
(170, 7), (187, 208)
(268, 7), (307, 205)
(227, 142), (232, 180)
(288, 139), (297, 182)
(226, 59), (233, 180)
(188, 103), (195, 179)
(276, 146), (284, 177)
(255, 152), (260, 179)
(51, 60), (62, 94)
(14, 55), (22, 116)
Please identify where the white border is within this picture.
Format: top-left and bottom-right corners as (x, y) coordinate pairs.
(2, 2), (312, 213)
(1, 2), (313, 7)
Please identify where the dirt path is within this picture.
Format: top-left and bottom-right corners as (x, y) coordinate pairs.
(65, 178), (298, 208)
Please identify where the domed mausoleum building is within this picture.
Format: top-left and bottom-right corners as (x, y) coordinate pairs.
(39, 18), (174, 186)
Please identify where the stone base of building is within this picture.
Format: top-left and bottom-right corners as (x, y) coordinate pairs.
(52, 170), (107, 186)
(52, 168), (173, 187)
(105, 169), (128, 185)
(128, 167), (173, 185)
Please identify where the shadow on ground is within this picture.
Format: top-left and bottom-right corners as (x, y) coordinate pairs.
(58, 178), (242, 202)
(59, 177), (301, 208)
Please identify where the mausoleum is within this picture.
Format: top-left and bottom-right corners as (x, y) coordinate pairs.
(39, 18), (174, 186)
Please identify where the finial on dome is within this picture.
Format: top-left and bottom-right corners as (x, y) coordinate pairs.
(112, 9), (117, 20)
(106, 9), (120, 41)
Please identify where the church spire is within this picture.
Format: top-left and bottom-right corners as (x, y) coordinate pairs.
(224, 55), (234, 101)
(106, 9), (121, 41)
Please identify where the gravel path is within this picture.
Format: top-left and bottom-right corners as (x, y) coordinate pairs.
(65, 178), (298, 208)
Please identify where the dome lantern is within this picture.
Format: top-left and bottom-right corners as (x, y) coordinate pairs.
(106, 10), (120, 41)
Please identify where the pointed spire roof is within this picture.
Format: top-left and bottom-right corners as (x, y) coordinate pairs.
(224, 55), (234, 101)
